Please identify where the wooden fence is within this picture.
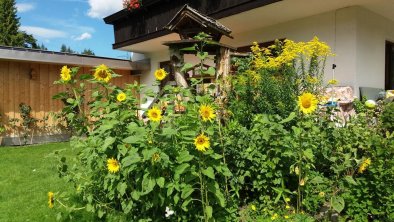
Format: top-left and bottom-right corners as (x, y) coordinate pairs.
(0, 60), (140, 137)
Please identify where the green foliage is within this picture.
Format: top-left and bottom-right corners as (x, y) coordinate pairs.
(54, 34), (233, 221)
(52, 36), (394, 221)
(380, 102), (394, 132)
(81, 48), (95, 55)
(0, 0), (38, 48)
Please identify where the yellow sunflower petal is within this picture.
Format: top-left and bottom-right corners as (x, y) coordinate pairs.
(154, 68), (167, 81)
(147, 107), (162, 122)
(117, 92), (126, 102)
(107, 158), (120, 173)
(94, 64), (112, 83)
(298, 92), (318, 114)
(60, 66), (71, 82)
(199, 104), (216, 122)
(194, 134), (210, 152)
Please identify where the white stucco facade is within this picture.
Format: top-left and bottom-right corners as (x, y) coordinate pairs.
(133, 5), (394, 106)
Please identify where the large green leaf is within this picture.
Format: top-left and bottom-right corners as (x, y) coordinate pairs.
(202, 167), (215, 179)
(175, 163), (190, 176)
(142, 174), (156, 195)
(332, 196), (345, 213)
(122, 153), (141, 167)
(102, 137), (116, 150)
(280, 112), (296, 124)
(197, 52), (208, 60)
(156, 177), (165, 188)
(177, 151), (194, 163)
(181, 185), (194, 199)
(303, 149), (314, 161)
(181, 63), (194, 72)
(344, 176), (358, 185)
(117, 182), (127, 196)
(123, 135), (143, 144)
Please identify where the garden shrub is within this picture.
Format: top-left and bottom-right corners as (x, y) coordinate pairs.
(380, 101), (394, 132)
(50, 36), (394, 221)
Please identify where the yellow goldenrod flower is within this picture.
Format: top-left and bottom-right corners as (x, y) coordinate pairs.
(319, 192), (325, 197)
(154, 68), (167, 81)
(199, 104), (216, 122)
(60, 66), (71, 82)
(285, 205), (291, 209)
(284, 215), (290, 219)
(328, 79), (339, 85)
(298, 92), (318, 114)
(251, 204), (257, 211)
(358, 158), (371, 173)
(147, 107), (162, 122)
(48, 192), (54, 208)
(285, 197), (291, 202)
(307, 75), (318, 84)
(94, 64), (112, 82)
(194, 134), (210, 152)
(107, 158), (120, 173)
(117, 92), (126, 102)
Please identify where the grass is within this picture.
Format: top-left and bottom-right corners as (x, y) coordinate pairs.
(0, 142), (92, 222)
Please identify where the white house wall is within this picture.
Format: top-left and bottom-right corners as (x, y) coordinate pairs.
(221, 7), (359, 94)
(135, 6), (394, 103)
(355, 7), (394, 91)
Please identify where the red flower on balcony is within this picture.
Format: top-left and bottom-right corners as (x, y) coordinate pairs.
(123, 0), (142, 10)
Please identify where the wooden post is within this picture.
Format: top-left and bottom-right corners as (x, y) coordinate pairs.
(169, 47), (189, 88)
(216, 47), (231, 99)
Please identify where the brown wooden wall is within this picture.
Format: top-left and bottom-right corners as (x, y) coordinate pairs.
(0, 60), (140, 137)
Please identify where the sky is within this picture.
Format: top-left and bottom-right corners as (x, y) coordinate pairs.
(15, 0), (131, 59)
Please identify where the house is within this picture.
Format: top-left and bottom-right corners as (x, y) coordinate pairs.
(0, 46), (148, 145)
(104, 0), (394, 106)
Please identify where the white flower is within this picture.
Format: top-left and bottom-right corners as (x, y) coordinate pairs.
(165, 206), (175, 218)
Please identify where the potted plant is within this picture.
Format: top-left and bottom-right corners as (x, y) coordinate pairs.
(123, 0), (142, 10)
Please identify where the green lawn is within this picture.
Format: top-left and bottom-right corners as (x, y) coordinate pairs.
(0, 142), (91, 222)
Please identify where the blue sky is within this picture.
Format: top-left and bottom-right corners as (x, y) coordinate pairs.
(16, 0), (131, 59)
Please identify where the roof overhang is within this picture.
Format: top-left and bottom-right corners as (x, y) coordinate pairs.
(0, 46), (150, 71)
(115, 0), (394, 54)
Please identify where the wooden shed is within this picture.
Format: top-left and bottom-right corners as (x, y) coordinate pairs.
(0, 46), (149, 145)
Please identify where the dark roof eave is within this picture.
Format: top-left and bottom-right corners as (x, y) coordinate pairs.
(113, 29), (172, 49)
(109, 0), (283, 49)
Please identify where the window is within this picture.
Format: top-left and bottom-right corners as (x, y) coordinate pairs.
(386, 41), (394, 90)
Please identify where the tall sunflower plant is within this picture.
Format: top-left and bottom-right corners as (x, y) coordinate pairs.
(52, 56), (233, 220)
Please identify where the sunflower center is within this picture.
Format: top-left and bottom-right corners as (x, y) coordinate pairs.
(197, 138), (205, 144)
(203, 110), (210, 117)
(151, 112), (158, 118)
(302, 99), (311, 108)
(98, 70), (108, 79)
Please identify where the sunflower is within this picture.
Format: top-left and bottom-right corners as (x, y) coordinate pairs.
(60, 66), (71, 82)
(298, 92), (318, 114)
(94, 64), (112, 82)
(199, 104), (216, 122)
(147, 107), (162, 122)
(194, 134), (210, 152)
(154, 68), (167, 81)
(48, 192), (54, 208)
(107, 158), (120, 173)
(117, 92), (126, 102)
